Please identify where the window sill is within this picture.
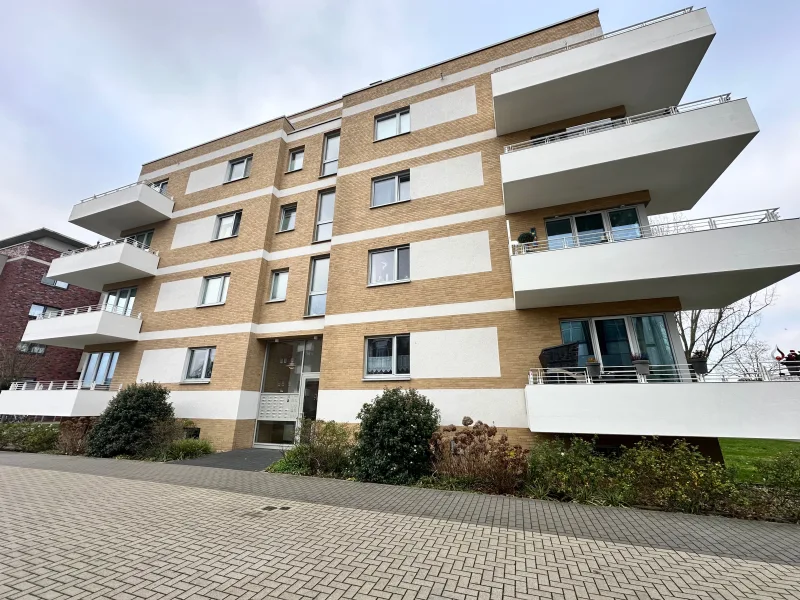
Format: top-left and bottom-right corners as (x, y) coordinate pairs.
(275, 228), (295, 234)
(367, 279), (410, 288)
(211, 234), (238, 243)
(223, 175), (249, 185)
(374, 131), (410, 143)
(266, 298), (286, 304)
(311, 238), (331, 245)
(318, 172), (337, 180)
(180, 380), (211, 385)
(362, 376), (411, 382)
(197, 302), (226, 308)
(303, 314), (325, 319)
(285, 169), (303, 174)
(370, 198), (411, 210)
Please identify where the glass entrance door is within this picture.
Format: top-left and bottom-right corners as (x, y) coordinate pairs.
(301, 377), (319, 421)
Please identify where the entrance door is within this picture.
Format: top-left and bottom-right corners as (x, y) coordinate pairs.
(301, 376), (319, 421)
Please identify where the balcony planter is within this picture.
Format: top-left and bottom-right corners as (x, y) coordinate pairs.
(690, 351), (709, 376)
(586, 359), (601, 379)
(632, 354), (650, 377)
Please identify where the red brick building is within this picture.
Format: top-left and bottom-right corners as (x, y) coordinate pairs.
(0, 229), (100, 386)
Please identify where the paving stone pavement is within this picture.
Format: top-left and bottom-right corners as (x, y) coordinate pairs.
(1, 452), (800, 600)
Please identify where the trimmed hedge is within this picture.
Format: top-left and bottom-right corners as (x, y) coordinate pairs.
(0, 422), (59, 453)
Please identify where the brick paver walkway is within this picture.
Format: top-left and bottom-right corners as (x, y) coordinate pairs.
(1, 452), (799, 599)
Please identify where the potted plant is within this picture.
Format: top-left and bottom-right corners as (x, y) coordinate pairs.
(689, 349), (709, 376)
(631, 353), (650, 377)
(585, 356), (601, 379)
(517, 232), (536, 253)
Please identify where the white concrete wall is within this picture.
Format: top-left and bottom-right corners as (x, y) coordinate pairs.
(21, 310), (142, 348)
(137, 348), (189, 383)
(0, 389), (116, 417)
(154, 278), (204, 312)
(410, 152), (483, 200)
(47, 243), (159, 292)
(410, 230), (492, 281)
(171, 216), (217, 249)
(411, 327), (501, 378)
(185, 162), (229, 194)
(170, 390), (260, 420)
(410, 86), (477, 132)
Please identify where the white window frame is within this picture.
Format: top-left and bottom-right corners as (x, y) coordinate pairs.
(41, 276), (68, 289)
(374, 108), (410, 141)
(306, 256), (329, 316)
(544, 205), (645, 249)
(364, 334), (411, 379)
(226, 156), (252, 182)
(368, 245), (410, 286)
(17, 342), (46, 355)
(151, 179), (169, 195)
(198, 274), (230, 307)
(314, 190), (335, 242)
(371, 171), (410, 208)
(28, 304), (59, 319)
(183, 347), (216, 383)
(130, 230), (154, 247)
(213, 211), (242, 240)
(269, 269), (289, 302)
(320, 131), (340, 176)
(287, 147), (304, 172)
(278, 204), (297, 233)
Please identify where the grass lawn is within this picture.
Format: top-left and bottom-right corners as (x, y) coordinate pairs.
(720, 438), (800, 483)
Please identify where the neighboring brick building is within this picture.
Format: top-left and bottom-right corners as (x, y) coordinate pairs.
(0, 229), (100, 386)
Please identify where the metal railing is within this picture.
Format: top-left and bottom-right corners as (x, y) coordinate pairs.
(528, 362), (800, 385)
(78, 180), (172, 204)
(60, 236), (158, 257)
(35, 303), (142, 320)
(504, 94), (732, 154)
(8, 380), (122, 392)
(510, 209), (781, 255)
(495, 7), (694, 73)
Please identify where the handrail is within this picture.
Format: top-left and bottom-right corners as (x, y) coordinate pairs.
(78, 180), (172, 204)
(504, 94), (732, 154)
(510, 209), (781, 255)
(495, 7), (694, 73)
(60, 236), (158, 257)
(35, 303), (142, 320)
(8, 380), (122, 392)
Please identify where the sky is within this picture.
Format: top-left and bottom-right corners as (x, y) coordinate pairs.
(1, 0), (799, 348)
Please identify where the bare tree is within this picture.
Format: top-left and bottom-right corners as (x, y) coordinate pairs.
(0, 344), (40, 391)
(717, 338), (780, 380)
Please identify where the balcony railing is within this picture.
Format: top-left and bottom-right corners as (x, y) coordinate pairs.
(529, 362), (800, 385)
(504, 94), (732, 154)
(60, 236), (158, 257)
(8, 380), (122, 392)
(510, 209), (780, 255)
(495, 7), (694, 73)
(36, 303), (142, 320)
(78, 180), (172, 204)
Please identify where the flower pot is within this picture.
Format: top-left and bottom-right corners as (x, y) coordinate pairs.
(787, 363), (800, 377)
(690, 358), (708, 376)
(586, 363), (601, 378)
(632, 360), (650, 377)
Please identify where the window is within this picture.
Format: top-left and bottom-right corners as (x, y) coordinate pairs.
(314, 190), (335, 242)
(151, 179), (169, 195)
(365, 335), (410, 377)
(545, 206), (643, 249)
(269, 270), (289, 301)
(287, 148), (304, 172)
(321, 131), (340, 176)
(369, 246), (410, 285)
(130, 230), (154, 247)
(199, 274), (230, 306)
(41, 276), (69, 289)
(184, 347), (216, 382)
(307, 256), (329, 316)
(17, 342), (46, 355)
(375, 108), (410, 141)
(28, 304), (59, 319)
(104, 287), (137, 316)
(278, 204), (297, 232)
(81, 351), (119, 387)
(226, 156), (252, 182)
(213, 211), (242, 240)
(371, 171), (410, 208)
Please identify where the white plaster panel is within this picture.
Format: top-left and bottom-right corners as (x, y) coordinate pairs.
(136, 348), (189, 384)
(171, 215), (217, 249)
(154, 277), (204, 312)
(169, 390), (260, 420)
(0, 389), (117, 417)
(410, 86), (477, 132)
(410, 230), (491, 281)
(410, 327), (501, 379)
(410, 152), (484, 200)
(185, 162), (230, 194)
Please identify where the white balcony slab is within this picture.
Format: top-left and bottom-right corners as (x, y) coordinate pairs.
(47, 243), (159, 291)
(525, 381), (800, 440)
(500, 98), (758, 215)
(21, 309), (142, 349)
(511, 218), (800, 309)
(69, 183), (174, 238)
(0, 388), (116, 417)
(492, 8), (715, 134)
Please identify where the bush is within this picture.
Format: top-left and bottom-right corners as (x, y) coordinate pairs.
(0, 422), (60, 453)
(162, 438), (214, 461)
(269, 444), (313, 475)
(86, 383), (180, 458)
(268, 420), (353, 476)
(352, 388), (439, 484)
(756, 450), (800, 492)
(57, 417), (96, 455)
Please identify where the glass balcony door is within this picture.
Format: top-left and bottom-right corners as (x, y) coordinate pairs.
(104, 287), (137, 316)
(545, 206), (643, 249)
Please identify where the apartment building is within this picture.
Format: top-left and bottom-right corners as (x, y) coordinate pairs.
(4, 7), (800, 450)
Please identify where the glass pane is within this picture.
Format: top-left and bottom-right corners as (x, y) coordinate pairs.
(303, 339), (322, 373)
(204, 348), (216, 379)
(104, 291), (118, 311)
(271, 271), (287, 300)
(311, 258), (329, 292)
(106, 352), (119, 385)
(125, 288), (136, 316)
(82, 353), (100, 387)
(263, 342), (299, 393)
(203, 277), (223, 304)
(308, 293), (326, 316)
(186, 350), (207, 379)
(220, 276), (230, 303)
(398, 174), (410, 201)
(609, 208), (641, 241)
(95, 353), (112, 385)
(256, 421), (296, 444)
(324, 134), (339, 161)
(399, 111), (410, 134)
(315, 222), (332, 241)
(559, 320), (594, 367)
(370, 249), (396, 284)
(318, 191), (335, 222)
(367, 338), (393, 374)
(217, 215), (234, 238)
(397, 247), (410, 281)
(289, 150), (304, 171)
(321, 159), (338, 176)
(594, 319), (632, 367)
(376, 115), (396, 140)
(632, 315), (675, 365)
(574, 213), (606, 246)
(280, 207), (296, 231)
(302, 380), (319, 420)
(29, 304), (44, 317)
(396, 335), (410, 374)
(230, 160), (245, 180)
(372, 177), (396, 207)
(545, 219), (574, 250)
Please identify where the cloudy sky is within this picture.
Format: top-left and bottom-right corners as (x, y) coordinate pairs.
(1, 0), (799, 347)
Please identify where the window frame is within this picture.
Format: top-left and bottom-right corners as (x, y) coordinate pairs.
(287, 147), (305, 173)
(371, 170), (411, 208)
(544, 205), (644, 249)
(28, 304), (59, 319)
(225, 155), (253, 183)
(314, 189), (335, 242)
(368, 245), (410, 286)
(129, 229), (154, 248)
(306, 255), (330, 317)
(269, 269), (289, 302)
(183, 347), (216, 383)
(151, 179), (169, 195)
(320, 131), (340, 177)
(364, 334), (411, 379)
(41, 276), (69, 289)
(81, 351), (120, 387)
(103, 286), (137, 316)
(198, 273), (231, 307)
(213, 210), (242, 241)
(278, 203), (297, 233)
(16, 342), (46, 355)
(374, 107), (411, 141)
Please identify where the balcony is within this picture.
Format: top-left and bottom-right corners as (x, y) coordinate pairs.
(21, 304), (142, 349)
(492, 8), (715, 135)
(500, 96), (758, 215)
(0, 381), (120, 417)
(525, 364), (800, 440)
(68, 181), (174, 238)
(46, 237), (160, 292)
(510, 209), (800, 309)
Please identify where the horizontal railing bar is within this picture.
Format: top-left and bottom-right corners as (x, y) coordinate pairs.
(60, 236), (157, 257)
(78, 180), (172, 204)
(35, 304), (143, 320)
(7, 380), (122, 391)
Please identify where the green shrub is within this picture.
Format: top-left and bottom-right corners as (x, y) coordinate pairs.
(269, 444), (313, 475)
(352, 388), (440, 484)
(755, 450), (800, 491)
(268, 420), (353, 476)
(86, 383), (180, 458)
(162, 438), (214, 461)
(0, 422), (60, 453)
